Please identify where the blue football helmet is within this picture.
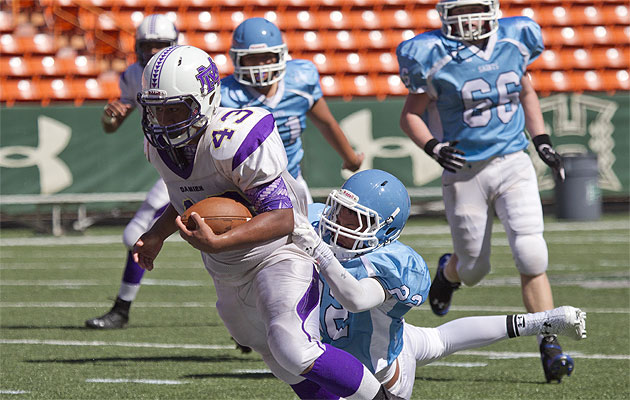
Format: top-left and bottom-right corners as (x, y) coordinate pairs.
(229, 17), (288, 87)
(138, 45), (221, 166)
(319, 169), (411, 261)
(437, 0), (499, 41)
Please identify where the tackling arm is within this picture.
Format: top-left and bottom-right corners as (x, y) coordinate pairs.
(293, 224), (386, 313)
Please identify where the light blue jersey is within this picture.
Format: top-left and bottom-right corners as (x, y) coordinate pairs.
(220, 59), (323, 178)
(319, 241), (431, 374)
(397, 17), (544, 161)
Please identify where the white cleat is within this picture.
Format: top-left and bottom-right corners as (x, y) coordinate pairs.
(540, 306), (587, 341)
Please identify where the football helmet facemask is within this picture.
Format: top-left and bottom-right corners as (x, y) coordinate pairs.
(135, 14), (179, 67)
(138, 45), (221, 166)
(437, 0), (500, 42)
(319, 169), (411, 261)
(230, 17), (288, 87)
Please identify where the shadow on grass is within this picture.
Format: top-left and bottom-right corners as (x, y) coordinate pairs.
(26, 355), (247, 364)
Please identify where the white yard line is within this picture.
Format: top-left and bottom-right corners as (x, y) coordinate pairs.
(86, 378), (187, 385)
(1, 338), (627, 360)
(0, 301), (215, 308)
(0, 302), (627, 315)
(1, 220), (627, 247)
(0, 339), (232, 350)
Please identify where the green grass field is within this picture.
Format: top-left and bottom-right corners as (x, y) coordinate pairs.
(1, 214), (628, 399)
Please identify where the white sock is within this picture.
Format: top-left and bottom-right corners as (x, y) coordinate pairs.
(118, 282), (140, 302)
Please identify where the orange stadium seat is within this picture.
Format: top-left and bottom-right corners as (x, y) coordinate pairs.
(530, 70), (572, 93)
(531, 49), (562, 70)
(602, 4), (630, 26)
(409, 7), (442, 31)
(178, 11), (231, 32)
(286, 30), (407, 53)
(0, 78), (43, 104)
(275, 10), (322, 30)
(0, 11), (13, 33)
(299, 52), (338, 75)
(182, 31), (232, 53)
(0, 33), (56, 56)
(581, 25), (628, 46)
(285, 31), (326, 52)
(318, 74), (349, 98)
(589, 46), (629, 69)
(367, 51), (399, 73)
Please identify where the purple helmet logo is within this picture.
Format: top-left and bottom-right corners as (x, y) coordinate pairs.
(195, 58), (219, 96)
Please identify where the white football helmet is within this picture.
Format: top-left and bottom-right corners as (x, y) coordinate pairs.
(229, 17), (288, 87)
(138, 45), (221, 166)
(135, 14), (178, 67)
(437, 0), (500, 41)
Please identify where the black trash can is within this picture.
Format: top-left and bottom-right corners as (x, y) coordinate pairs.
(555, 153), (601, 220)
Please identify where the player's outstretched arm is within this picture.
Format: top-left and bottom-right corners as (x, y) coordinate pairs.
(307, 98), (364, 172)
(293, 224), (386, 312)
(177, 208), (294, 254)
(132, 204), (179, 270)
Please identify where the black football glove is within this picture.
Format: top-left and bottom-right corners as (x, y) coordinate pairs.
(533, 134), (565, 182)
(424, 139), (466, 173)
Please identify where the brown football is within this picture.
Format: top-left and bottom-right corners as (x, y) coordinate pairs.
(180, 196), (252, 234)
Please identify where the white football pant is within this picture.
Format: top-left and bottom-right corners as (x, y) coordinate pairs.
(214, 256), (323, 385)
(442, 150), (548, 285)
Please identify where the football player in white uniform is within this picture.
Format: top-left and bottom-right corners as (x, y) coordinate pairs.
(292, 169), (586, 399)
(86, 14), (177, 330)
(222, 17), (363, 204)
(396, 0), (570, 382)
(133, 45), (397, 400)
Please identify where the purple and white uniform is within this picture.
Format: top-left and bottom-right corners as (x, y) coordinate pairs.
(144, 106), (328, 383)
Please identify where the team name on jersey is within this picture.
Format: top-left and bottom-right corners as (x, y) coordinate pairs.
(180, 185), (204, 192)
(478, 63), (499, 73)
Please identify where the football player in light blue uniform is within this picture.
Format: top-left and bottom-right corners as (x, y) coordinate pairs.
(221, 17), (363, 204)
(397, 0), (569, 383)
(293, 169), (587, 399)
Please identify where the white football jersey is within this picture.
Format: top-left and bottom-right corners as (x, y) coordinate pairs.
(145, 106), (309, 286)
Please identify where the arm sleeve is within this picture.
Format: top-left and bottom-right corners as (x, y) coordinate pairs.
(119, 68), (138, 107)
(519, 17), (544, 65)
(396, 40), (429, 94)
(319, 256), (387, 313)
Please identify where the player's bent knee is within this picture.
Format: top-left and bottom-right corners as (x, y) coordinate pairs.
(267, 321), (322, 375)
(513, 234), (548, 276)
(456, 257), (491, 286)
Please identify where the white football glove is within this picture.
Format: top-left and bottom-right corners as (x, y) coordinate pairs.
(293, 223), (334, 270)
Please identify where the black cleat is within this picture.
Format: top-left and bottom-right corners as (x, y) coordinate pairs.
(85, 297), (130, 329)
(428, 254), (461, 316)
(231, 337), (252, 354)
(540, 335), (574, 383)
